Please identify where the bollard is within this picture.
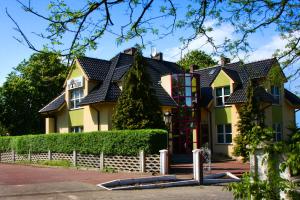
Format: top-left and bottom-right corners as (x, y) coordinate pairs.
(159, 149), (168, 175)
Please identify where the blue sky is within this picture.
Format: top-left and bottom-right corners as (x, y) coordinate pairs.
(0, 1), (299, 124)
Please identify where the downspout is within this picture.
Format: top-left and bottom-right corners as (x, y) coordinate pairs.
(205, 108), (213, 155)
(91, 105), (100, 131)
(54, 116), (57, 133)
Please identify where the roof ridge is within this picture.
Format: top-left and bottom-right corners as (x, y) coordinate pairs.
(194, 65), (220, 72)
(78, 56), (110, 62)
(103, 54), (121, 100)
(243, 57), (277, 65)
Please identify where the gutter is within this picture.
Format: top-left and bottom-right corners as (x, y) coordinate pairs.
(91, 105), (100, 131)
(205, 107), (213, 155)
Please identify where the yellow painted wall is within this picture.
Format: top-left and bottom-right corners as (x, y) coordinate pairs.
(56, 106), (69, 133)
(45, 118), (55, 134)
(282, 100), (296, 140)
(161, 75), (172, 97)
(210, 69), (235, 157)
(83, 105), (99, 132)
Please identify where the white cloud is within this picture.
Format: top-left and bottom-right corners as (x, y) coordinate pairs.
(163, 21), (235, 62)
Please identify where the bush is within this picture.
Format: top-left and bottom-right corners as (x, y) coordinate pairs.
(0, 129), (167, 156)
(0, 136), (13, 152)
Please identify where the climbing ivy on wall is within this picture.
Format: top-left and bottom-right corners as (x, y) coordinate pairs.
(227, 126), (300, 199)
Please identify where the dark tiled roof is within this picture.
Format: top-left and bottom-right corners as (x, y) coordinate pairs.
(106, 83), (121, 101)
(285, 89), (300, 106)
(222, 67), (241, 83)
(77, 57), (110, 81)
(112, 64), (131, 81)
(243, 58), (277, 79)
(39, 92), (65, 113)
(80, 53), (182, 106)
(225, 85), (247, 104)
(194, 58), (279, 106)
(80, 54), (120, 105)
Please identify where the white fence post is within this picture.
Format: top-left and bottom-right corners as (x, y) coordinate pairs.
(48, 150), (52, 160)
(159, 149), (168, 175)
(12, 150), (15, 162)
(28, 150), (31, 162)
(100, 152), (104, 170)
(73, 150), (77, 167)
(193, 149), (201, 182)
(140, 150), (145, 173)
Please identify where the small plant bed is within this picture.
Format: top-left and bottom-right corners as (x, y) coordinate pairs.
(98, 172), (241, 190)
(98, 175), (199, 190)
(15, 160), (72, 168)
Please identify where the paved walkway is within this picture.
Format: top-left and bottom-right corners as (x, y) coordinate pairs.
(170, 160), (250, 178)
(0, 163), (145, 185)
(0, 163), (234, 200)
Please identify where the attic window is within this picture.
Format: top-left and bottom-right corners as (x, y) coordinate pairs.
(209, 69), (216, 75)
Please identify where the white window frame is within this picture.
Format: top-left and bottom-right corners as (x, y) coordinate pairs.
(271, 85), (280, 104)
(273, 123), (282, 141)
(69, 88), (84, 110)
(70, 126), (83, 133)
(215, 86), (230, 106)
(217, 124), (232, 144)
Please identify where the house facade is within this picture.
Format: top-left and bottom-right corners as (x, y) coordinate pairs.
(40, 48), (300, 157)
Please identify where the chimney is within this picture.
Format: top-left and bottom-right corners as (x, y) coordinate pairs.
(151, 52), (163, 61)
(190, 64), (197, 73)
(220, 56), (230, 66)
(123, 47), (137, 55)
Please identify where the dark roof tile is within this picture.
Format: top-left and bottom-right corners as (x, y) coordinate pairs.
(77, 57), (110, 81)
(285, 89), (300, 106)
(39, 92), (65, 113)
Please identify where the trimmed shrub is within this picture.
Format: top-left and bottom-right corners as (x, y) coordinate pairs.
(0, 129), (167, 156)
(0, 136), (13, 152)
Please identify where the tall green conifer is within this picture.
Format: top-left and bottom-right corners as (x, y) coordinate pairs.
(233, 80), (265, 161)
(112, 49), (165, 129)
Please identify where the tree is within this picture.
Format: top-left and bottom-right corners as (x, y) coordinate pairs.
(233, 81), (269, 161)
(0, 52), (68, 135)
(177, 50), (217, 71)
(112, 49), (165, 130)
(7, 1), (300, 73)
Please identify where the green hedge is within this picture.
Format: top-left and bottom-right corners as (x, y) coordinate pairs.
(0, 129), (167, 156)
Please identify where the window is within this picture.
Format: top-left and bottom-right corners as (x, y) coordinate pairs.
(70, 126), (83, 133)
(217, 124), (232, 144)
(216, 86), (230, 106)
(271, 86), (280, 104)
(273, 123), (282, 141)
(70, 88), (84, 109)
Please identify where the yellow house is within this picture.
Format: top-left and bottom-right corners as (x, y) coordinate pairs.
(40, 48), (300, 158)
(39, 48), (182, 133)
(193, 57), (300, 157)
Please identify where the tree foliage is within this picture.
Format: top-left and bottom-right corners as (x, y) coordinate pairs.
(177, 50), (217, 71)
(0, 52), (68, 135)
(112, 49), (165, 130)
(7, 0), (300, 73)
(233, 81), (272, 161)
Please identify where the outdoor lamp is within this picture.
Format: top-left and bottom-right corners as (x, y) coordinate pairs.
(163, 111), (172, 125)
(164, 112), (173, 152)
